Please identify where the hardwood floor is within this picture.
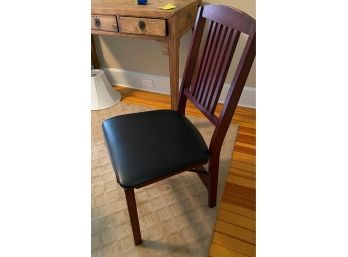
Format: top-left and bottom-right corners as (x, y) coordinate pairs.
(115, 86), (256, 257)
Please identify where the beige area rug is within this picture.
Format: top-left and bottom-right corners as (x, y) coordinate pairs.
(91, 102), (239, 257)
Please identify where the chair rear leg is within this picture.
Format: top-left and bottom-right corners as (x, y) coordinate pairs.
(124, 188), (142, 245)
(208, 157), (219, 208)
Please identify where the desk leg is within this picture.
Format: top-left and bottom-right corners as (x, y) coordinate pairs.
(91, 35), (100, 69)
(168, 16), (180, 110)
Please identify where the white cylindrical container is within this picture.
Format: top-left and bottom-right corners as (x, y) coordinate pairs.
(91, 69), (121, 110)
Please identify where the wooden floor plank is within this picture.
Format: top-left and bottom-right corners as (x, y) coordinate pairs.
(217, 209), (256, 231)
(230, 168), (256, 181)
(232, 152), (256, 165)
(219, 202), (256, 219)
(234, 144), (256, 156)
(210, 243), (249, 257)
(212, 232), (256, 257)
(236, 133), (256, 145)
(215, 220), (256, 244)
(231, 161), (256, 172)
(227, 174), (256, 189)
(236, 141), (256, 150)
(221, 192), (255, 211)
(238, 126), (256, 136)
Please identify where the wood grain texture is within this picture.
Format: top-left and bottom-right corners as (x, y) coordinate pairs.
(91, 15), (118, 32)
(91, 29), (168, 41)
(120, 17), (166, 36)
(113, 86), (256, 256)
(91, 35), (100, 69)
(167, 14), (180, 110)
(124, 188), (142, 245)
(91, 0), (200, 19)
(179, 4), (197, 32)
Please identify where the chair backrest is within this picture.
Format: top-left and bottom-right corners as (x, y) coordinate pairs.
(178, 5), (256, 155)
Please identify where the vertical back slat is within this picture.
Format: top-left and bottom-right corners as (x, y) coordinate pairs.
(193, 22), (216, 99)
(197, 23), (224, 104)
(194, 22), (217, 100)
(201, 25), (229, 109)
(191, 21), (215, 98)
(208, 29), (241, 114)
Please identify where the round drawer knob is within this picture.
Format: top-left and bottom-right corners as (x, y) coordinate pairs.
(94, 17), (101, 28)
(138, 20), (146, 31)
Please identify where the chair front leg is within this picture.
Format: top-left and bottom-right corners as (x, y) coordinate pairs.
(124, 188), (142, 245)
(208, 156), (219, 208)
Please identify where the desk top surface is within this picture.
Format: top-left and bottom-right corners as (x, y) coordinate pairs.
(92, 0), (200, 18)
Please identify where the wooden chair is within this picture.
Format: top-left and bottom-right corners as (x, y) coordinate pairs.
(102, 5), (256, 245)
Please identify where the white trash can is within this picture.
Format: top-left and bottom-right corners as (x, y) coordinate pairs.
(91, 69), (121, 110)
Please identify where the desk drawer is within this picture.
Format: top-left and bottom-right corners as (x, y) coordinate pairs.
(120, 17), (166, 37)
(91, 15), (118, 32)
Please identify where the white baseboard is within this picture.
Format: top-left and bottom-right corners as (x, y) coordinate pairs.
(102, 68), (256, 108)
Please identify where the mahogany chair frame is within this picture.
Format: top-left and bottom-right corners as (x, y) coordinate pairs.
(120, 5), (256, 245)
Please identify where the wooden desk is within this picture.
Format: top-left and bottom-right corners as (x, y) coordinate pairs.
(91, 0), (201, 110)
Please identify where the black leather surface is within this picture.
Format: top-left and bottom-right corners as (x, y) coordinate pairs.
(102, 110), (210, 188)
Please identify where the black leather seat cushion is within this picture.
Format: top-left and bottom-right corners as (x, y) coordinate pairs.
(102, 110), (210, 188)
